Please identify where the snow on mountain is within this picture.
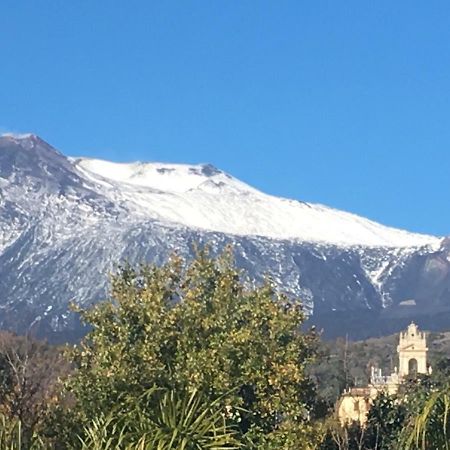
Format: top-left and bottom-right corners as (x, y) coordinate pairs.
(1, 134), (449, 341)
(72, 157), (440, 249)
(0, 132), (36, 140)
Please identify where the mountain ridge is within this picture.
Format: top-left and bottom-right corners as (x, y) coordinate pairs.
(0, 134), (449, 341)
(0, 133), (442, 246)
(33, 135), (439, 248)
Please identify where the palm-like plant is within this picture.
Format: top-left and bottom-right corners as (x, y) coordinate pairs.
(75, 388), (241, 450)
(401, 388), (450, 450)
(75, 415), (129, 450)
(136, 388), (241, 450)
(0, 414), (23, 450)
(0, 414), (44, 450)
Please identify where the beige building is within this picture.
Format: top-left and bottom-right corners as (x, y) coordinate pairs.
(337, 322), (430, 425)
(397, 322), (428, 377)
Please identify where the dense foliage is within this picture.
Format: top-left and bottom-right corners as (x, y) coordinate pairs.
(401, 386), (450, 449)
(60, 248), (321, 449)
(2, 249), (450, 448)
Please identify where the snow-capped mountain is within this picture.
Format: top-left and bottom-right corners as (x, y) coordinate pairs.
(72, 156), (438, 248)
(1, 134), (449, 341)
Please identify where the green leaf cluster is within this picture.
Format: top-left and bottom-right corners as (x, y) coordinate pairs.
(75, 387), (240, 450)
(365, 393), (407, 450)
(63, 247), (319, 449)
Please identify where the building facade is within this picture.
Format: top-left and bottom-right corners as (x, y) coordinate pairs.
(337, 322), (430, 425)
(397, 322), (428, 377)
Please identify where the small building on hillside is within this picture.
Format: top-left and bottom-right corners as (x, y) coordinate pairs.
(337, 322), (431, 425)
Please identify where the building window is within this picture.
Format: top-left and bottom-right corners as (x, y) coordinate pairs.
(408, 358), (418, 376)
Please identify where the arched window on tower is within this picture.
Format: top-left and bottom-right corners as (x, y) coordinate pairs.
(408, 358), (418, 376)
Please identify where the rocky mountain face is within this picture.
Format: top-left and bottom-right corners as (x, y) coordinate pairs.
(0, 134), (449, 342)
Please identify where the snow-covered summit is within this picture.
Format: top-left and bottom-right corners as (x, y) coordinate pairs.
(72, 158), (254, 194)
(0, 133), (440, 248)
(71, 156), (440, 249)
(1, 132), (36, 140)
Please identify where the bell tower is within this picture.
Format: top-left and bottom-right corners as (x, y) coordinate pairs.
(397, 322), (428, 378)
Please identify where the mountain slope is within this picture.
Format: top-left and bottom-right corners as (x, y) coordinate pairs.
(72, 156), (439, 248)
(0, 134), (449, 341)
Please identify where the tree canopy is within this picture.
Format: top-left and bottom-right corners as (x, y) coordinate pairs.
(64, 247), (320, 449)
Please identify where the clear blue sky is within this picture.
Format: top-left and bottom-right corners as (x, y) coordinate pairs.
(1, 1), (449, 236)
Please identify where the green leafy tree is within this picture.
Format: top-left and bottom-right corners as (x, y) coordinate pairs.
(63, 247), (319, 449)
(429, 357), (450, 388)
(364, 393), (407, 450)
